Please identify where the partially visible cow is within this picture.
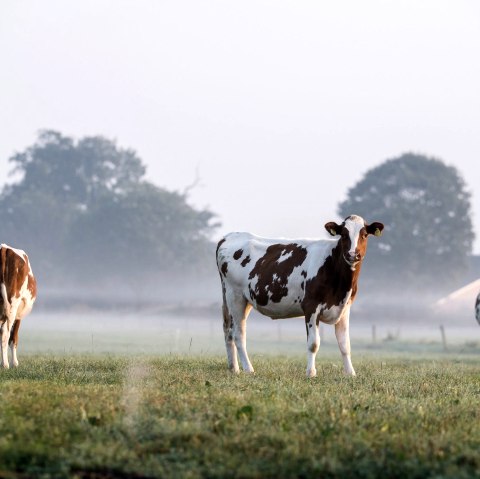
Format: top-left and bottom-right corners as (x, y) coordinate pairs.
(216, 215), (384, 377)
(0, 244), (37, 368)
(476, 293), (480, 325)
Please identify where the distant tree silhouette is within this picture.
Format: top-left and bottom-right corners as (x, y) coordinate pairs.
(0, 130), (218, 289)
(339, 153), (474, 289)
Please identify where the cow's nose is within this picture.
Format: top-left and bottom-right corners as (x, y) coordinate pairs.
(348, 252), (361, 262)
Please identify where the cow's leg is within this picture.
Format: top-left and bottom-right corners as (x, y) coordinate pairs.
(305, 312), (320, 378)
(335, 307), (356, 376)
(9, 319), (21, 368)
(222, 302), (239, 373)
(234, 302), (254, 373)
(227, 293), (254, 373)
(1, 318), (13, 369)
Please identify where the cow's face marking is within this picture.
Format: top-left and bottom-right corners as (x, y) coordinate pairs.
(248, 243), (307, 306)
(233, 249), (243, 260)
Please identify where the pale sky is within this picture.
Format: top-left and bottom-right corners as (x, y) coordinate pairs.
(1, 0), (480, 252)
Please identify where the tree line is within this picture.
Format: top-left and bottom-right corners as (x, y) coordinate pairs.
(0, 131), (474, 300)
(0, 130), (218, 295)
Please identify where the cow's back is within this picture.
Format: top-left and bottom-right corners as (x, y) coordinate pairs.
(217, 232), (309, 284)
(217, 233), (337, 319)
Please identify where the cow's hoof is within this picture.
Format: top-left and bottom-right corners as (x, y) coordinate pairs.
(306, 369), (317, 378)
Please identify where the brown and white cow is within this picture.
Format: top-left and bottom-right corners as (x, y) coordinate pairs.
(0, 244), (37, 368)
(216, 215), (384, 377)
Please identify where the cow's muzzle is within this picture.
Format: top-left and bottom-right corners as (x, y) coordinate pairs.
(344, 253), (362, 266)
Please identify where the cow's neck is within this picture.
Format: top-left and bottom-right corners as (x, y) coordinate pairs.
(330, 241), (361, 296)
(304, 241), (362, 311)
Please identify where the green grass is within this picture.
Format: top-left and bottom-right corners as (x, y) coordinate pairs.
(0, 355), (479, 478)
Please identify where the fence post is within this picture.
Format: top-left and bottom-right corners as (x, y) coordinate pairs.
(440, 325), (448, 351)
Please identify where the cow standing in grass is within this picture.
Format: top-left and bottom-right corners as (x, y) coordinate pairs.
(0, 244), (37, 368)
(216, 215), (384, 377)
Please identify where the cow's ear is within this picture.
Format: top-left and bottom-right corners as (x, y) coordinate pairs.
(366, 222), (384, 237)
(325, 222), (342, 236)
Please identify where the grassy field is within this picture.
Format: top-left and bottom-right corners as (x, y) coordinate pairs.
(0, 354), (479, 479)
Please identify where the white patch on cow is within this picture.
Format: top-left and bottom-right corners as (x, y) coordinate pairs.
(277, 249), (293, 263)
(0, 283), (8, 310)
(313, 290), (352, 325)
(345, 216), (364, 257)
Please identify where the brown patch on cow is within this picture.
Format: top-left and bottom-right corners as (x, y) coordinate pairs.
(247, 243), (307, 306)
(301, 270), (307, 278)
(241, 255), (251, 267)
(221, 262), (228, 276)
(233, 249), (243, 260)
(27, 274), (37, 298)
(302, 241), (360, 317)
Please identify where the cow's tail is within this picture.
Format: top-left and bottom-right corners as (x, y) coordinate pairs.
(215, 237), (227, 269)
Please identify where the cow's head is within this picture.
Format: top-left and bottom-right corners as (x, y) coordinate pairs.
(325, 215), (384, 269)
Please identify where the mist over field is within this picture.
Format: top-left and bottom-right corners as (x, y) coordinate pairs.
(2, 3), (480, 478)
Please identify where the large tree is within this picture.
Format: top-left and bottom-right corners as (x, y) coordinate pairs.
(0, 130), (217, 292)
(6, 130), (146, 207)
(338, 153), (474, 289)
